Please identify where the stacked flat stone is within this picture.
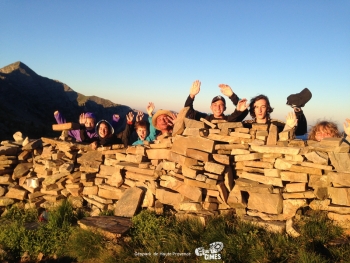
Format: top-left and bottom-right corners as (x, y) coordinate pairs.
(0, 117), (349, 235)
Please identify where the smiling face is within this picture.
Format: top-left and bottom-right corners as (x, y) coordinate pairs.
(254, 99), (268, 123)
(98, 122), (110, 138)
(85, 117), (95, 130)
(136, 127), (147, 140)
(210, 100), (225, 118)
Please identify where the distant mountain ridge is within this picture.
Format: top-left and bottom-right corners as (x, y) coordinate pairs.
(0, 61), (131, 140)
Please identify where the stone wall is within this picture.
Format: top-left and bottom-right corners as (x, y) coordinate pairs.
(0, 114), (349, 236)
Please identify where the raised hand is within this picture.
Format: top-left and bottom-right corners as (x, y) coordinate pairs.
(236, 98), (248, 112)
(190, 80), (201, 98)
(218, 84), (234, 97)
(166, 112), (177, 127)
(79, 113), (87, 125)
(126, 112), (134, 123)
(344, 118), (350, 136)
(285, 112), (298, 128)
(146, 102), (155, 117)
(136, 111), (144, 122)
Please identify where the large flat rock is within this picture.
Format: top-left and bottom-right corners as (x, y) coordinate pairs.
(78, 216), (132, 239)
(114, 187), (144, 217)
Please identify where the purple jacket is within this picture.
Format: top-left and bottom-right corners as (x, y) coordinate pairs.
(54, 111), (98, 142)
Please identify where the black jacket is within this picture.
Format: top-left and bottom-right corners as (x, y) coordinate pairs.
(184, 94), (248, 122)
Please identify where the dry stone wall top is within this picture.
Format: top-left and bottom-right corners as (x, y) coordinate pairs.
(0, 117), (349, 235)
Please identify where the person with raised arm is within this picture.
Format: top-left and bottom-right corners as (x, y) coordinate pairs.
(121, 102), (158, 146)
(286, 88), (312, 139)
(90, 119), (117, 150)
(242, 94), (300, 133)
(132, 102), (157, 145)
(54, 111), (98, 142)
(184, 80), (248, 122)
(151, 109), (177, 139)
(242, 87), (312, 136)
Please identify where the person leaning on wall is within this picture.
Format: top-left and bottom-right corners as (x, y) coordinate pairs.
(151, 109), (177, 139)
(242, 88), (312, 135)
(184, 80), (248, 122)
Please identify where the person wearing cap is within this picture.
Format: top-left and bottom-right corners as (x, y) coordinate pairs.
(54, 111), (98, 142)
(184, 80), (249, 122)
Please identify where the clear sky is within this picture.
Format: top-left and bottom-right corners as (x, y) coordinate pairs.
(1, 1), (349, 131)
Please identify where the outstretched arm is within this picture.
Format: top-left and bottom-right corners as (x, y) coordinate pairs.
(54, 111), (83, 141)
(146, 116), (158, 142)
(227, 99), (249, 122)
(218, 84), (233, 97)
(185, 80), (207, 120)
(236, 98), (248, 112)
(121, 111), (135, 147)
(136, 111), (144, 122)
(126, 112), (134, 124)
(190, 80), (201, 99)
(294, 110), (307, 136)
(146, 102), (155, 117)
(79, 113), (87, 125)
(219, 84), (240, 106)
(54, 110), (66, 124)
(284, 112), (298, 131)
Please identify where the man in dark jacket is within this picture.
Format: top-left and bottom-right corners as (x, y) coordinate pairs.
(184, 80), (248, 122)
(243, 91), (311, 134)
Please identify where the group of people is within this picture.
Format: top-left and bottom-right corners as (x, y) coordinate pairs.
(54, 80), (350, 149)
(53, 100), (176, 149)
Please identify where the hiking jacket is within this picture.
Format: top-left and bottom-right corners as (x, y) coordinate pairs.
(132, 116), (158, 145)
(184, 95), (248, 122)
(54, 111), (98, 142)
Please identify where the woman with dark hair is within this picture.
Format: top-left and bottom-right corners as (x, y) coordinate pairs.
(90, 119), (125, 150)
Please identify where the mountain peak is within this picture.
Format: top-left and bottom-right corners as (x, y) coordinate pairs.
(0, 61), (131, 140)
(0, 61), (38, 76)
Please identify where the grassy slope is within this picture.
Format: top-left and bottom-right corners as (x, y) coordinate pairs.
(0, 203), (349, 263)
